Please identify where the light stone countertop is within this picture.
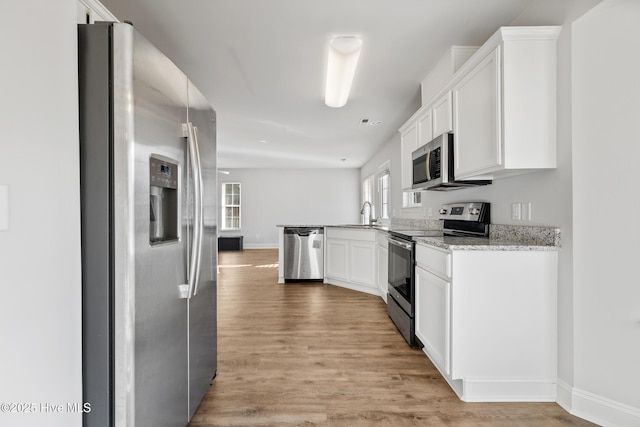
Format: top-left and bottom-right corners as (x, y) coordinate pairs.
(413, 235), (559, 251)
(277, 223), (560, 251)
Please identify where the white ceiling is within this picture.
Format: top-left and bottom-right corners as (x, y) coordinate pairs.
(99, 0), (534, 169)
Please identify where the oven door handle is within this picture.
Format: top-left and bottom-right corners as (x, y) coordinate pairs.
(387, 236), (413, 250)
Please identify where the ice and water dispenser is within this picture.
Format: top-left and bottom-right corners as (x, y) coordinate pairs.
(149, 156), (178, 244)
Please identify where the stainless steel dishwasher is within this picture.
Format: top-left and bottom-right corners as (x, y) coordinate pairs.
(283, 227), (324, 282)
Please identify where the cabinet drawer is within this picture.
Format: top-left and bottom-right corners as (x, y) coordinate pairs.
(416, 244), (451, 279)
(326, 228), (376, 242)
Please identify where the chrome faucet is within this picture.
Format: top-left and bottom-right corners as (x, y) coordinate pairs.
(360, 201), (377, 225)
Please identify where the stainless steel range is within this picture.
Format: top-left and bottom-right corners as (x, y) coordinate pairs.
(387, 202), (490, 346)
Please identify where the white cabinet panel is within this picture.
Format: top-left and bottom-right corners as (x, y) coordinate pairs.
(400, 123), (418, 190)
(415, 266), (451, 375)
(376, 231), (388, 298)
(326, 239), (348, 281)
(325, 228), (378, 294)
(432, 92), (453, 138)
(377, 246), (388, 297)
(453, 47), (501, 178)
(417, 109), (433, 147)
(326, 228), (376, 242)
(350, 242), (376, 286)
(416, 244), (450, 279)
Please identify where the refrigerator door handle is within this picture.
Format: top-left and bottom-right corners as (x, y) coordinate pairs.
(182, 122), (203, 299)
(191, 125), (204, 297)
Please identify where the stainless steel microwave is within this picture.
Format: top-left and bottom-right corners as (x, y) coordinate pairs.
(411, 133), (491, 191)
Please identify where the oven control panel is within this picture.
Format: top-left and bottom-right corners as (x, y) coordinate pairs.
(439, 202), (489, 223)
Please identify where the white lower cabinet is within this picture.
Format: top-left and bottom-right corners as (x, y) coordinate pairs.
(376, 231), (388, 300)
(415, 243), (558, 402)
(349, 242), (376, 286)
(415, 265), (450, 376)
(325, 239), (349, 281)
(325, 228), (378, 296)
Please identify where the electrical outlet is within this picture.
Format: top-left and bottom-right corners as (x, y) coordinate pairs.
(511, 203), (521, 221)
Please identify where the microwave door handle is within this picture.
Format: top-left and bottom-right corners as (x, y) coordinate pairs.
(426, 150), (431, 181)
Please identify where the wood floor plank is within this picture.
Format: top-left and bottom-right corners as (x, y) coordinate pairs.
(189, 249), (594, 427)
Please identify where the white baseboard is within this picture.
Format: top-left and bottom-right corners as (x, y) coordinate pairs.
(323, 278), (382, 298)
(557, 379), (640, 427)
(461, 378), (557, 402)
(556, 379), (573, 411)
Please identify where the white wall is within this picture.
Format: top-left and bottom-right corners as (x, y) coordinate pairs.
(0, 1), (82, 427)
(572, 1), (640, 424)
(219, 168), (360, 247)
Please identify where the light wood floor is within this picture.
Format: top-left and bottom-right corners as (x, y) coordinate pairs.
(189, 249), (594, 427)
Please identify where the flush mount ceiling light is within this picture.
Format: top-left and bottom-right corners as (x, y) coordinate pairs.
(325, 36), (363, 108)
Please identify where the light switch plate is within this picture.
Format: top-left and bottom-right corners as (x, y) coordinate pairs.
(511, 203), (521, 221)
(0, 185), (8, 231)
(521, 202), (531, 221)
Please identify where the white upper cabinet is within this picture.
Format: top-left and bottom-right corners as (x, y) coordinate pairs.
(417, 109), (433, 148)
(453, 48), (501, 178)
(399, 122), (418, 190)
(399, 27), (560, 185)
(432, 91), (453, 138)
(452, 27), (561, 180)
(399, 91), (451, 190)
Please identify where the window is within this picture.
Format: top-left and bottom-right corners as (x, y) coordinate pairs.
(403, 191), (422, 208)
(362, 173), (375, 206)
(361, 164), (390, 222)
(377, 166), (390, 220)
(221, 182), (241, 230)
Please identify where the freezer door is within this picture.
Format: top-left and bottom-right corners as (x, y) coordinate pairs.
(186, 79), (218, 419)
(117, 24), (191, 427)
(127, 25), (192, 427)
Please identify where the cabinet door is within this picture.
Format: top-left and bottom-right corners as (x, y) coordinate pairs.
(400, 123), (418, 190)
(417, 109), (433, 147)
(377, 245), (388, 296)
(326, 239), (348, 281)
(453, 47), (502, 179)
(432, 92), (452, 138)
(415, 266), (451, 375)
(349, 242), (376, 286)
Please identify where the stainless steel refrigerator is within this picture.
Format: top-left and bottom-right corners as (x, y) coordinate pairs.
(78, 22), (217, 426)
